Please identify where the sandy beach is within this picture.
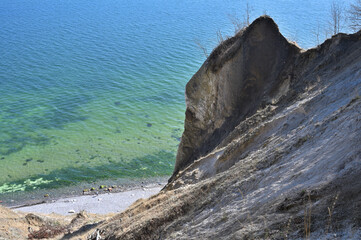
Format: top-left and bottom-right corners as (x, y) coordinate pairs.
(12, 185), (162, 215)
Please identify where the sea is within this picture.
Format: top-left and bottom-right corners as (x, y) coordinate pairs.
(0, 0), (352, 202)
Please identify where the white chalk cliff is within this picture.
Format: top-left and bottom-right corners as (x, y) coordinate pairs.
(90, 16), (361, 240)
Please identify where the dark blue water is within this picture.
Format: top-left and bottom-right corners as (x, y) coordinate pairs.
(0, 0), (350, 193)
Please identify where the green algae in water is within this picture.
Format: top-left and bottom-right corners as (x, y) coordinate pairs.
(0, 151), (175, 194)
(0, 92), (91, 155)
(0, 178), (54, 193)
(0, 89), (184, 193)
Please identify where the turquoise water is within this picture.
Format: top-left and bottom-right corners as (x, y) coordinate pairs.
(0, 0), (351, 194)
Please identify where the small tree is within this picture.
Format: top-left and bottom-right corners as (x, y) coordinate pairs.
(349, 0), (361, 31)
(330, 1), (343, 35)
(229, 14), (244, 33)
(312, 23), (321, 45)
(245, 2), (252, 26)
(228, 2), (253, 33)
(216, 29), (224, 44)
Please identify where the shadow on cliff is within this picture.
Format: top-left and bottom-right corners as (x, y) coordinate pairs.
(172, 16), (301, 178)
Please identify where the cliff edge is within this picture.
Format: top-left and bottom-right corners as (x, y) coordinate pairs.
(173, 16), (300, 177)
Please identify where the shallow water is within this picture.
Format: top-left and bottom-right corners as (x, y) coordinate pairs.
(0, 0), (351, 193)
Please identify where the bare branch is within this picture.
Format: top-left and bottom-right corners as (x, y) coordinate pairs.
(349, 0), (361, 31)
(193, 39), (208, 58)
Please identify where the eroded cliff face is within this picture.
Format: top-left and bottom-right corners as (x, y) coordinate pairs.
(174, 16), (300, 176)
(86, 16), (361, 239)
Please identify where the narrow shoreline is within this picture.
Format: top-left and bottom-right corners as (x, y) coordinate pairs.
(13, 183), (163, 215)
(1, 176), (169, 210)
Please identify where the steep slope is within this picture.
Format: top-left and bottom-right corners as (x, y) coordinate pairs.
(0, 206), (108, 239)
(88, 16), (361, 239)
